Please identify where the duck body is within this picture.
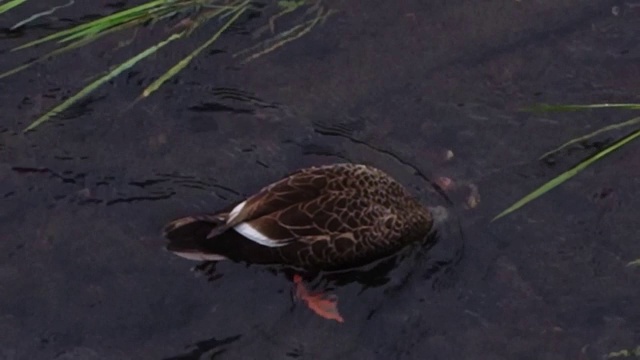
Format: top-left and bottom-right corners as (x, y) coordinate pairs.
(163, 163), (435, 272)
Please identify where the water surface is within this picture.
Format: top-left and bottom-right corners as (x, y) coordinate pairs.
(1, 1), (639, 359)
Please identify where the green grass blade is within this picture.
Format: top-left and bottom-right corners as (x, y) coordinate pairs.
(527, 103), (640, 112)
(540, 116), (640, 159)
(24, 31), (186, 132)
(12, 0), (168, 51)
(55, 3), (182, 44)
(56, 3), (181, 45)
(0, 17), (146, 80)
(56, 13), (141, 44)
(492, 128), (640, 221)
(0, 0), (27, 15)
(0, 62), (32, 80)
(141, 1), (249, 98)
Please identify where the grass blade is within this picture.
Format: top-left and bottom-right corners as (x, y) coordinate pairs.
(12, 0), (168, 51)
(606, 346), (640, 358)
(627, 259), (640, 267)
(492, 128), (640, 221)
(0, 0), (27, 15)
(540, 116), (640, 159)
(24, 31), (186, 132)
(11, 0), (75, 30)
(141, 1), (249, 98)
(0, 17), (147, 80)
(235, 5), (334, 64)
(0, 62), (32, 80)
(9, 0), (332, 133)
(527, 103), (640, 112)
(55, 4), (180, 45)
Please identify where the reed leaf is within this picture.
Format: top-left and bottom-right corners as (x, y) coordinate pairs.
(492, 128), (640, 221)
(0, 0), (27, 15)
(540, 116), (640, 159)
(141, 1), (249, 98)
(528, 103), (640, 112)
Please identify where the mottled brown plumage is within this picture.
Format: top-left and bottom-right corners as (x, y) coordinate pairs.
(163, 163), (435, 271)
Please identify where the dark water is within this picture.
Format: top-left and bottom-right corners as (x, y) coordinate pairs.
(2, 1), (640, 359)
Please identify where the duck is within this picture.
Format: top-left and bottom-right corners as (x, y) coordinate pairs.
(163, 163), (443, 322)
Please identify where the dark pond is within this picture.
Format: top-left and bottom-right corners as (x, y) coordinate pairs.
(1, 1), (640, 359)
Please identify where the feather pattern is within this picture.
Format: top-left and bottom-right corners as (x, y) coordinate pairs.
(163, 163), (434, 271)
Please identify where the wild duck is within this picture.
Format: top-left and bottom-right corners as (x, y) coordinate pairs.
(163, 163), (444, 322)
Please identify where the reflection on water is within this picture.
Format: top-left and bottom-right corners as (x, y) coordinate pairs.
(312, 119), (455, 204)
(188, 88), (282, 115)
(9, 166), (228, 205)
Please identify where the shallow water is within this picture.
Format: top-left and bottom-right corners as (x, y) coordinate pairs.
(1, 1), (640, 359)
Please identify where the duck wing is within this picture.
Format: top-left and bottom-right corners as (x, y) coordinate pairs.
(225, 168), (327, 226)
(223, 168), (399, 249)
(237, 191), (398, 247)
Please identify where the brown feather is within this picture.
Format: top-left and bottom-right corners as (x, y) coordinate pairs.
(163, 163), (436, 271)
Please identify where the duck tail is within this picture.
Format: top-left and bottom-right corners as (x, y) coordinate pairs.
(162, 214), (230, 261)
